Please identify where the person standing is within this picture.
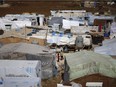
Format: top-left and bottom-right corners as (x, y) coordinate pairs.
(60, 50), (64, 60)
(75, 36), (84, 51)
(57, 52), (60, 62)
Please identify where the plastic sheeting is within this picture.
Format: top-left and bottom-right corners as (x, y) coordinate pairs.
(26, 54), (55, 79)
(48, 17), (63, 26)
(71, 26), (98, 34)
(0, 43), (53, 55)
(3, 77), (41, 87)
(0, 60), (41, 78)
(52, 10), (86, 18)
(110, 22), (116, 34)
(103, 38), (116, 45)
(63, 19), (79, 29)
(47, 34), (76, 45)
(94, 38), (116, 56)
(0, 43), (56, 79)
(65, 51), (116, 81)
(0, 19), (17, 30)
(0, 19), (31, 30)
(13, 21), (31, 28)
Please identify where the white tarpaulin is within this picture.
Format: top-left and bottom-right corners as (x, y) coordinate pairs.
(30, 33), (76, 45)
(102, 38), (116, 45)
(3, 77), (41, 87)
(13, 20), (31, 28)
(63, 19), (79, 29)
(0, 43), (56, 79)
(0, 19), (31, 30)
(0, 19), (14, 30)
(94, 38), (116, 56)
(110, 22), (116, 34)
(0, 60), (41, 78)
(47, 34), (76, 45)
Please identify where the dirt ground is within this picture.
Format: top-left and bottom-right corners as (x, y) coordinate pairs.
(0, 1), (80, 16)
(42, 73), (62, 87)
(0, 1), (116, 17)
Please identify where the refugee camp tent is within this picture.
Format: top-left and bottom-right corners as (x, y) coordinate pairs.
(0, 43), (56, 79)
(71, 26), (98, 34)
(110, 21), (116, 34)
(0, 60), (41, 78)
(94, 38), (116, 56)
(62, 19), (79, 29)
(48, 17), (63, 26)
(0, 18), (31, 30)
(102, 38), (116, 45)
(64, 51), (116, 81)
(47, 34), (76, 45)
(3, 77), (41, 87)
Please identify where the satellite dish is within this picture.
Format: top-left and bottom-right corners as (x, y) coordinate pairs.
(0, 30), (4, 35)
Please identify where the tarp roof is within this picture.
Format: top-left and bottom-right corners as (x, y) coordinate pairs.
(65, 51), (116, 81)
(102, 38), (116, 45)
(48, 17), (63, 26)
(0, 60), (39, 68)
(94, 38), (116, 56)
(0, 43), (55, 79)
(0, 43), (53, 55)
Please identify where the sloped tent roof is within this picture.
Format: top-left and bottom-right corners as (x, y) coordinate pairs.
(65, 51), (116, 81)
(0, 42), (53, 55)
(0, 43), (55, 79)
(102, 38), (116, 45)
(48, 17), (63, 26)
(94, 38), (116, 56)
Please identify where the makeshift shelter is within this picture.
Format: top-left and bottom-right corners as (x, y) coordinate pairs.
(102, 38), (116, 45)
(62, 19), (80, 29)
(94, 38), (116, 56)
(0, 18), (31, 30)
(48, 17), (63, 26)
(64, 51), (116, 81)
(0, 60), (42, 87)
(71, 26), (98, 34)
(47, 34), (76, 45)
(0, 43), (56, 79)
(3, 77), (41, 87)
(0, 60), (41, 78)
